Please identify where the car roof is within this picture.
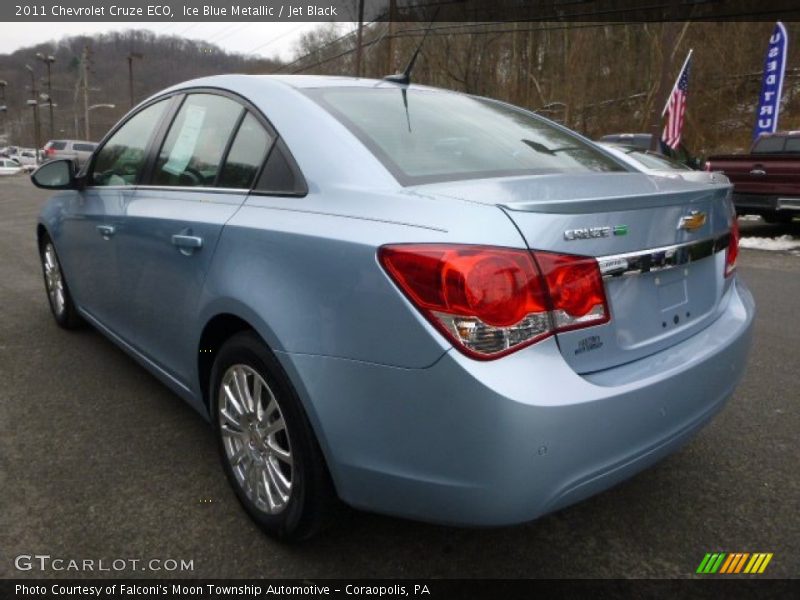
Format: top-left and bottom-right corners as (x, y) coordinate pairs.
(160, 74), (443, 97)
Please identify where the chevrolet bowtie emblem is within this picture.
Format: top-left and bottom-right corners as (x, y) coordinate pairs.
(678, 210), (707, 231)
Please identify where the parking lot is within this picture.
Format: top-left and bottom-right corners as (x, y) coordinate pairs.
(0, 173), (798, 579)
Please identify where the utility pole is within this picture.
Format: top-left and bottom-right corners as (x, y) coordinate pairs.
(36, 53), (56, 139)
(0, 80), (7, 143)
(127, 52), (143, 108)
(385, 0), (396, 74)
(355, 0), (365, 77)
(73, 68), (81, 138)
(82, 45), (91, 140)
(25, 64), (41, 155)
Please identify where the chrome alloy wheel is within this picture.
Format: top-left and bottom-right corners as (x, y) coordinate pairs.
(218, 364), (294, 514)
(43, 243), (65, 317)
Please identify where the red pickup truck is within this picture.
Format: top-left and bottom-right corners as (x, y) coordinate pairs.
(706, 132), (800, 223)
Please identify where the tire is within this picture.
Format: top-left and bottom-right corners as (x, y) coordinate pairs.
(39, 235), (83, 329)
(762, 212), (794, 224)
(210, 331), (335, 541)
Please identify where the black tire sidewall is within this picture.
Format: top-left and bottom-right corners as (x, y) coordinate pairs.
(39, 236), (80, 328)
(210, 332), (320, 540)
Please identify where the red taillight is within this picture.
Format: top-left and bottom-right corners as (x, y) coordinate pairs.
(379, 244), (609, 359)
(703, 161), (712, 172)
(725, 219), (739, 277)
(535, 252), (610, 332)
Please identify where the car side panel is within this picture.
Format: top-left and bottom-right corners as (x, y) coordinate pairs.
(197, 189), (528, 372)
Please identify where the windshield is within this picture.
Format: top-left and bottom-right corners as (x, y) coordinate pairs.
(307, 87), (624, 185)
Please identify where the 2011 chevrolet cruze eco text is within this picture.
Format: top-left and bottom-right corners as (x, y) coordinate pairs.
(32, 75), (755, 540)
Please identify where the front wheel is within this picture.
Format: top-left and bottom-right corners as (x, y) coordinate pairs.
(210, 331), (335, 541)
(39, 237), (83, 329)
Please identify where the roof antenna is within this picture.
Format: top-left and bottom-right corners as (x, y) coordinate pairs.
(383, 7), (440, 85)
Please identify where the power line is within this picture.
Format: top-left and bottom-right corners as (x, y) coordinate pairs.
(246, 22), (313, 55)
(279, 7), (791, 77)
(286, 20), (610, 75)
(212, 22), (254, 44)
(290, 23), (390, 74)
(276, 22), (379, 73)
(205, 22), (246, 43)
(174, 23), (200, 37)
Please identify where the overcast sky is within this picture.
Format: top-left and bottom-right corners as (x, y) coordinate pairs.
(0, 22), (354, 61)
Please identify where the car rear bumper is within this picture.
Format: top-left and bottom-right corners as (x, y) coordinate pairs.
(733, 193), (800, 212)
(277, 278), (755, 526)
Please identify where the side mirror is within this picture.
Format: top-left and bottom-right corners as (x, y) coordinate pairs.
(31, 159), (80, 190)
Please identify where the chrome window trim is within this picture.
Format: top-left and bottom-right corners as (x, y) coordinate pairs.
(597, 233), (730, 279)
(83, 184), (249, 195)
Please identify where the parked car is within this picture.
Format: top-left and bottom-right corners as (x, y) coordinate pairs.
(32, 75), (754, 540)
(0, 157), (23, 176)
(706, 131), (800, 223)
(598, 133), (700, 168)
(0, 145), (20, 158)
(599, 143), (730, 185)
(10, 149), (39, 172)
(42, 139), (97, 167)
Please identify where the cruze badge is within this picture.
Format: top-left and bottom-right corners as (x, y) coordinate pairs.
(678, 210), (707, 231)
(564, 224), (628, 241)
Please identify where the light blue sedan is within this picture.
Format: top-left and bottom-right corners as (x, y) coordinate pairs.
(32, 75), (754, 540)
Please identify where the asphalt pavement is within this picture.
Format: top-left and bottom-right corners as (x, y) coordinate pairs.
(0, 174), (798, 579)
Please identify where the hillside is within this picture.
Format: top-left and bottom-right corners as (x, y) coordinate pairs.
(0, 30), (281, 145)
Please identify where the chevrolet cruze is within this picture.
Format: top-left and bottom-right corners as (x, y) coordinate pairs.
(32, 75), (754, 540)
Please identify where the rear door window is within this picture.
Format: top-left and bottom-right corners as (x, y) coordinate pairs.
(153, 93), (243, 188)
(73, 143), (96, 152)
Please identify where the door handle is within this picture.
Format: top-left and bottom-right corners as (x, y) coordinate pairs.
(171, 234), (203, 249)
(749, 168), (767, 176)
(96, 224), (115, 238)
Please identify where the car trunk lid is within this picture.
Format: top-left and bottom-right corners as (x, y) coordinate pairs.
(414, 173), (735, 373)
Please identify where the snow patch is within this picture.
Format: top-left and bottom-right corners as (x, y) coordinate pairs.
(739, 235), (800, 252)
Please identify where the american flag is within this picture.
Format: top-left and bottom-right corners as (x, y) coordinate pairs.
(662, 55), (692, 150)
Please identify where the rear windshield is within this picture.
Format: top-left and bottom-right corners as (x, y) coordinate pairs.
(307, 88), (623, 185)
(48, 141), (67, 150)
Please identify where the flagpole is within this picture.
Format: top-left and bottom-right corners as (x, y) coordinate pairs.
(661, 48), (693, 117)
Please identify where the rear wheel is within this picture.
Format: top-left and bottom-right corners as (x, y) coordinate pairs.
(210, 331), (334, 541)
(39, 237), (83, 329)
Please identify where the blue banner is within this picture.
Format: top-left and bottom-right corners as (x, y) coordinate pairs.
(753, 22), (789, 140)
